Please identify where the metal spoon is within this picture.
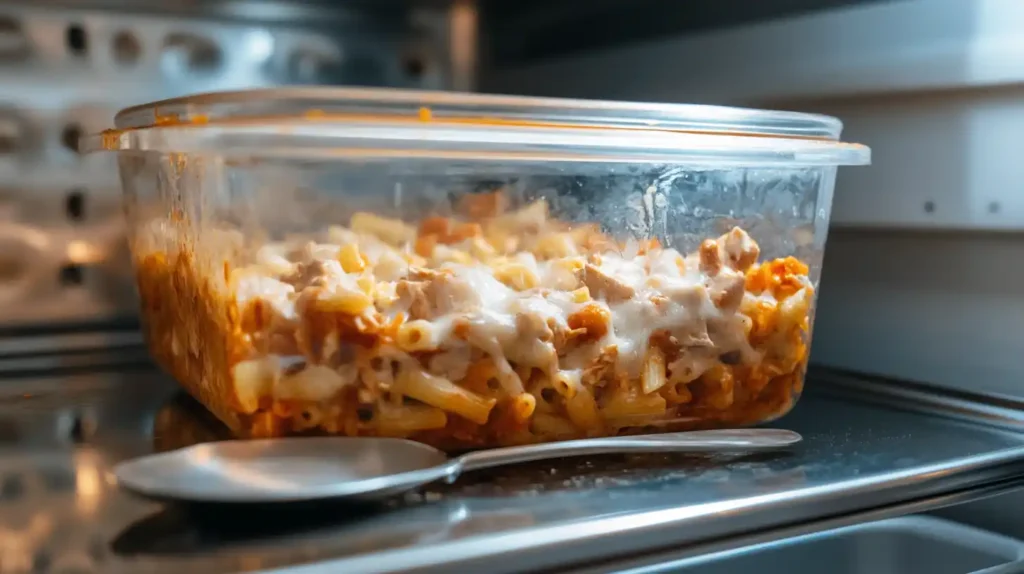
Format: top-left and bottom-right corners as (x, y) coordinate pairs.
(113, 428), (802, 503)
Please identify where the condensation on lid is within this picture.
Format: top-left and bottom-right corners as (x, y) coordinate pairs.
(113, 87), (843, 140)
(87, 88), (870, 166)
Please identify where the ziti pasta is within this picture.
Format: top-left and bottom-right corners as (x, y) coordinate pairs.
(134, 192), (813, 450)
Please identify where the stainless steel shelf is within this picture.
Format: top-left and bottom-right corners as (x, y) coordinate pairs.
(0, 362), (1022, 573)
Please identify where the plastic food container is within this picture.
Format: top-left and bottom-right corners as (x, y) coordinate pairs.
(84, 88), (869, 450)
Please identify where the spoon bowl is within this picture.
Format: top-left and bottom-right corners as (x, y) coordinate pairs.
(114, 428), (802, 503)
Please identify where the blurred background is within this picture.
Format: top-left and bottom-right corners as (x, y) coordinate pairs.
(477, 0), (1024, 540)
(0, 0), (1022, 569)
(4, 0), (1019, 400)
(0, 0), (474, 336)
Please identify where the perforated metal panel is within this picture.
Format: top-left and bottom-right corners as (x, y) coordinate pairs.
(0, 1), (472, 331)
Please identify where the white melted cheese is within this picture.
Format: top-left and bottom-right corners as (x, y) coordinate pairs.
(596, 255), (647, 290)
(539, 262), (579, 291)
(302, 242), (342, 262)
(647, 248), (685, 277)
(235, 274), (297, 321)
(418, 252), (729, 378)
(447, 264), (516, 311)
(316, 260), (361, 292)
(238, 235), (775, 387)
(255, 244), (297, 276)
(509, 295), (570, 330)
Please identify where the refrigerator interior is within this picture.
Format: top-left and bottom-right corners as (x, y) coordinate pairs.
(0, 0), (1022, 571)
(480, 0), (1024, 549)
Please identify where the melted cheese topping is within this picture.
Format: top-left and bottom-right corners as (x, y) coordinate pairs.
(136, 194), (815, 448)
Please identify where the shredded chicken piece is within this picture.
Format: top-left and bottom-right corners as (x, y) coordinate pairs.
(407, 266), (453, 281)
(698, 239), (722, 275)
(298, 241), (340, 263)
(717, 227), (760, 272)
(551, 323), (586, 353)
(709, 272), (746, 313)
(581, 345), (619, 387)
(458, 190), (509, 219)
(396, 280), (432, 320)
(577, 263), (635, 303)
(284, 259), (327, 289)
(429, 273), (481, 315)
(515, 312), (554, 343)
(678, 326), (715, 349)
(667, 350), (716, 385)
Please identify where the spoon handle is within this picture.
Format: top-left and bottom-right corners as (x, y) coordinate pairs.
(453, 428), (801, 474)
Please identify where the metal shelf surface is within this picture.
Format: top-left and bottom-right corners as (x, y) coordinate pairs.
(0, 355), (1023, 573)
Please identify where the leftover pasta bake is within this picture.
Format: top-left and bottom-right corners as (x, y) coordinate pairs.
(136, 192), (813, 450)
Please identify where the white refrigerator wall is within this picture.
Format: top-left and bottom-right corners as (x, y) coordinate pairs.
(795, 90), (1024, 397)
(482, 0), (1024, 536)
(483, 0), (1024, 397)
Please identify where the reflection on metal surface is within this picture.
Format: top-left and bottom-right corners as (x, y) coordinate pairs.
(566, 482), (1024, 574)
(0, 514), (53, 573)
(448, 0), (478, 91)
(0, 365), (1017, 572)
(0, 15), (29, 62)
(76, 448), (104, 515)
(66, 239), (105, 265)
(150, 391), (805, 495)
(0, 329), (143, 357)
(811, 367), (1024, 431)
(119, 428), (801, 504)
(0, 342), (149, 378)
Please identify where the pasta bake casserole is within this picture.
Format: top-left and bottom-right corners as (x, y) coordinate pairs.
(135, 191), (813, 450)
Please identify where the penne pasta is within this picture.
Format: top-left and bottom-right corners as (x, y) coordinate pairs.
(394, 366), (497, 425)
(527, 380), (559, 415)
(551, 369), (581, 400)
(493, 262), (540, 290)
(601, 391), (668, 420)
(461, 358), (501, 396)
(350, 212), (416, 246)
(531, 413), (580, 439)
(140, 188), (815, 449)
(510, 393), (537, 423)
(374, 404), (448, 434)
(641, 346), (667, 394)
(564, 385), (603, 433)
(660, 381), (694, 405)
(231, 356), (277, 414)
(461, 327), (525, 396)
(313, 289), (374, 315)
(337, 243), (366, 273)
(534, 232), (577, 260)
(396, 319), (446, 352)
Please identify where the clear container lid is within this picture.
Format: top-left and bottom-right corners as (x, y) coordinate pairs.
(83, 87), (871, 166)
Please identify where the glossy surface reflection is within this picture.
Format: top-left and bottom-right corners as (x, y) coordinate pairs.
(0, 357), (1022, 573)
(115, 429), (803, 503)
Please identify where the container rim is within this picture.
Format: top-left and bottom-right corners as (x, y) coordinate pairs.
(111, 87), (845, 139)
(86, 88), (871, 166)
